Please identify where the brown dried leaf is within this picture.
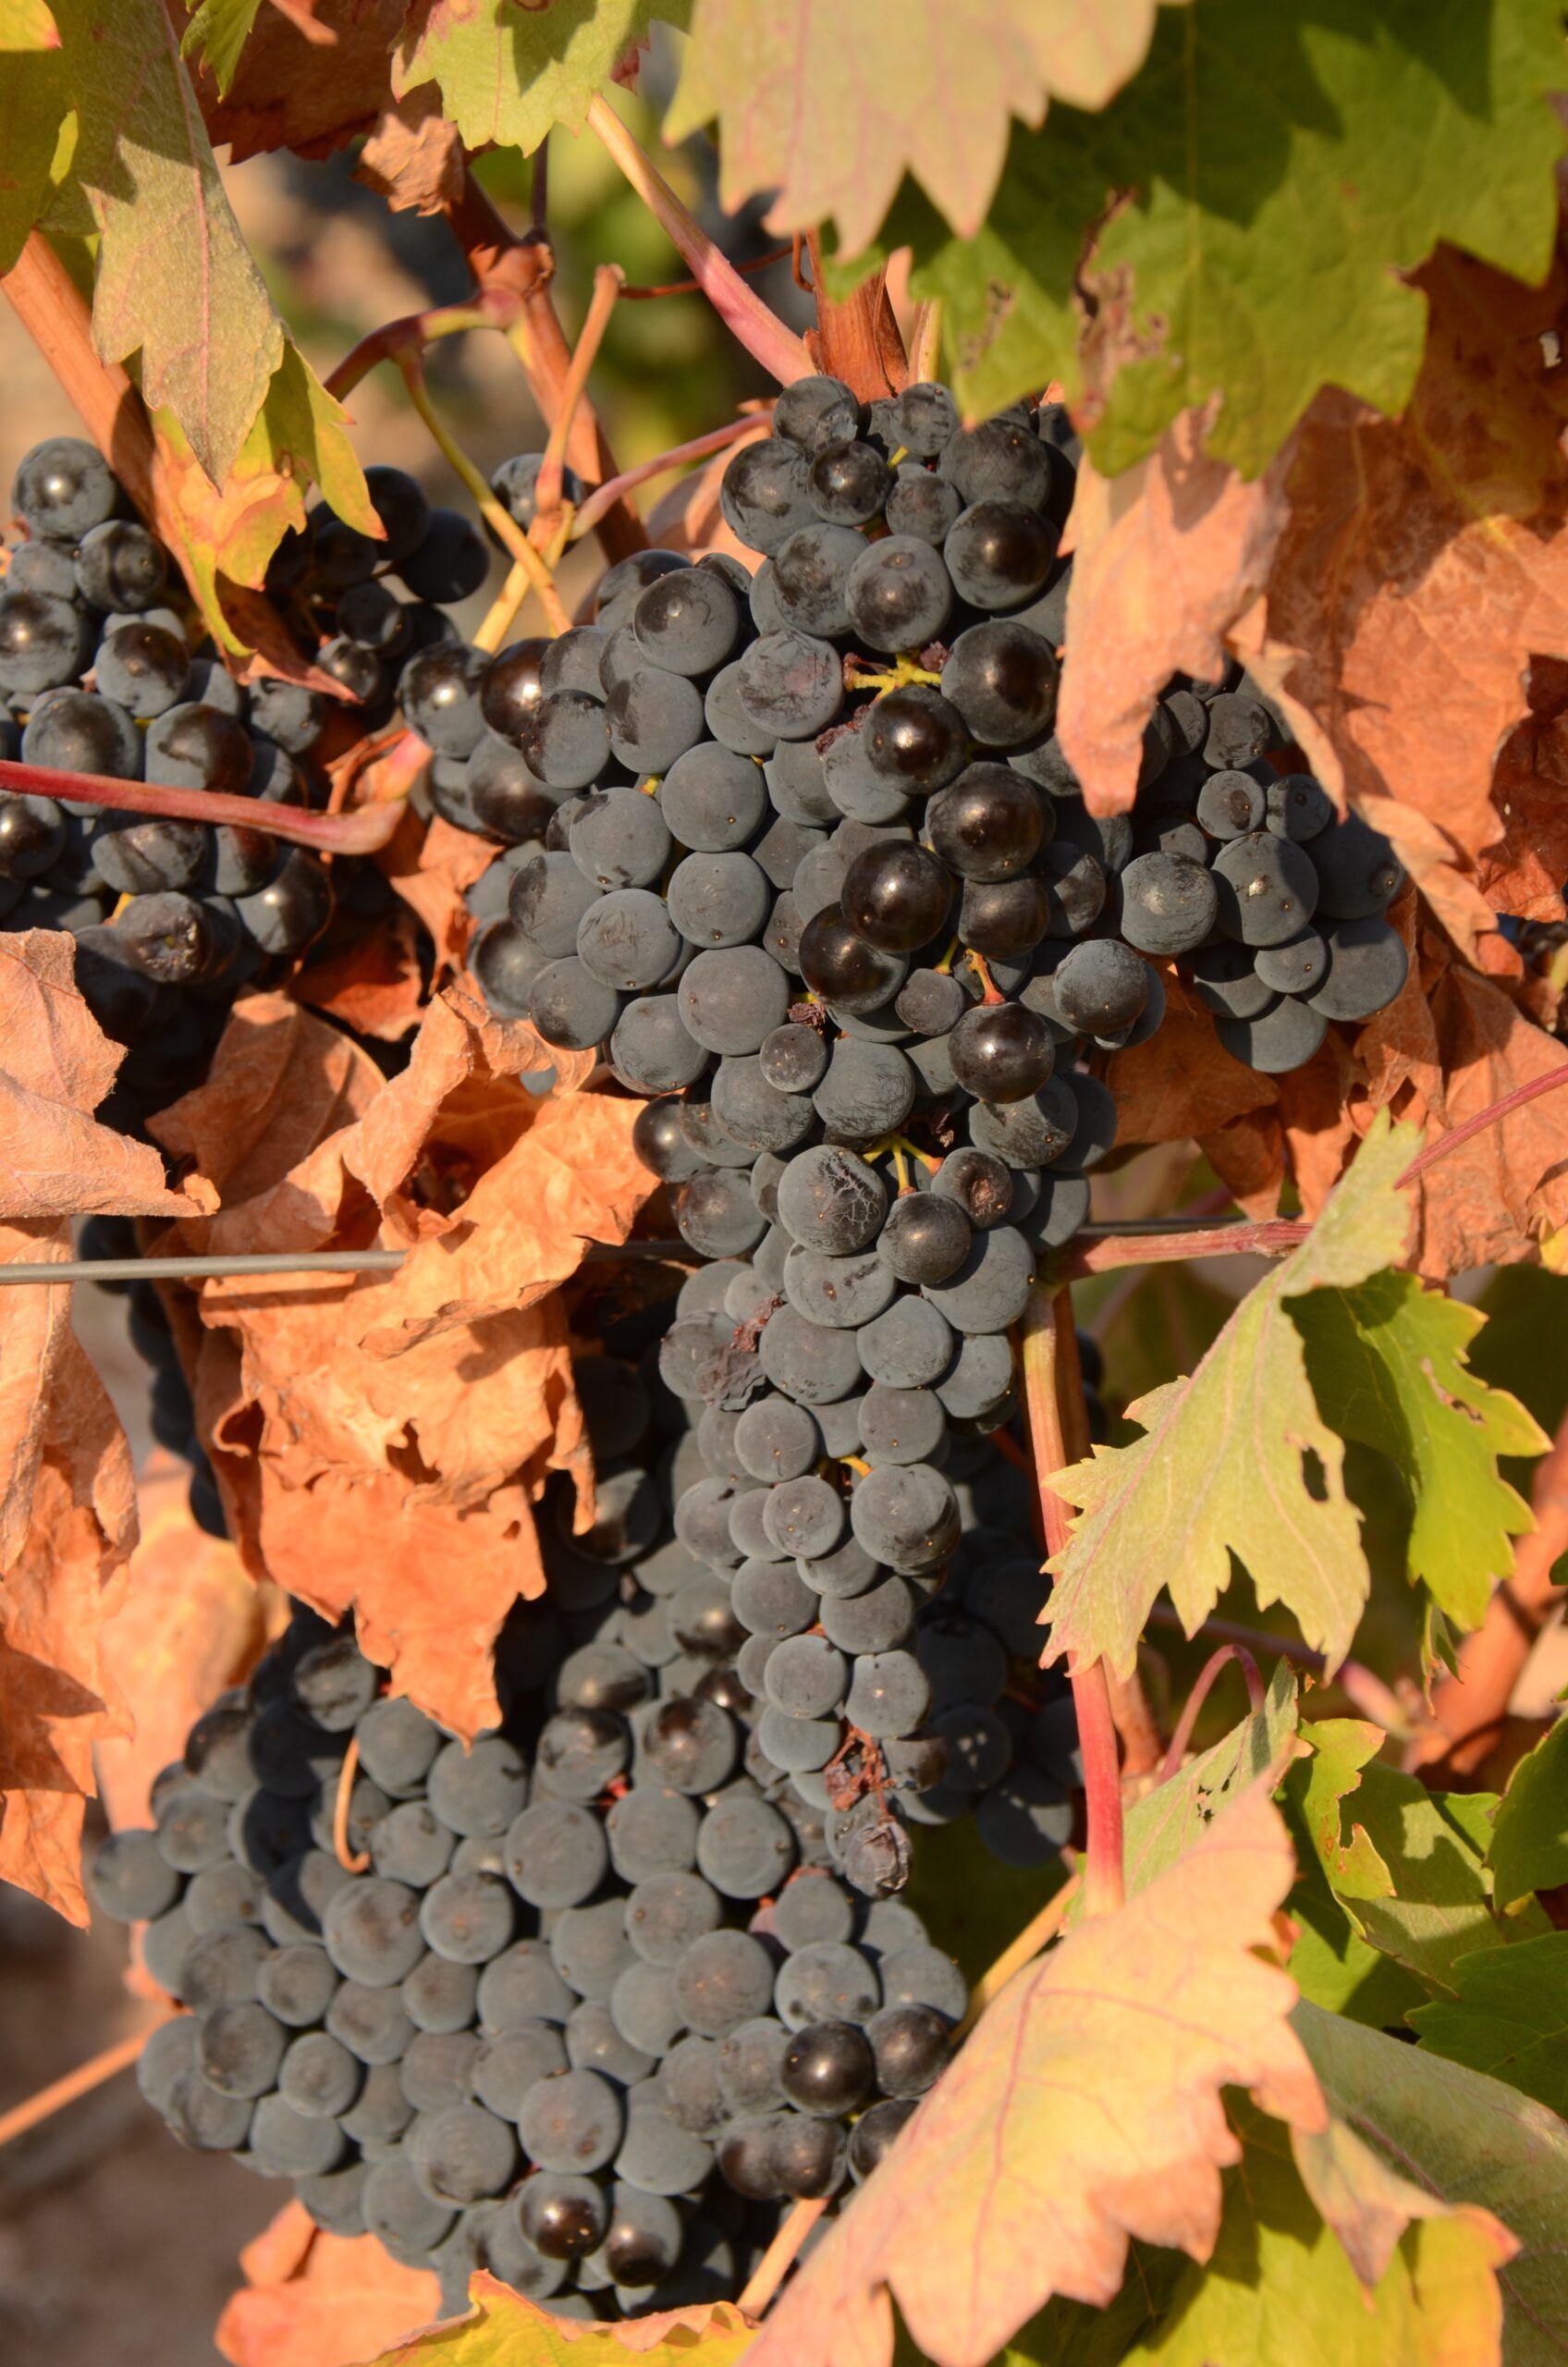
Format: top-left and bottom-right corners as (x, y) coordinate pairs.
(94, 1457), (266, 1833)
(354, 81), (466, 215)
(175, 0), (405, 163)
(293, 906), (427, 1043)
(150, 989), (655, 1733)
(381, 806), (491, 976)
(216, 2201), (440, 2367)
(1249, 245), (1568, 944)
(1403, 966), (1568, 1279)
(0, 930), (202, 1220)
(746, 1787), (1324, 2367)
(0, 1225), (137, 1923)
(1108, 971), (1277, 1147)
(1058, 408), (1292, 813)
(1197, 1107), (1284, 1218)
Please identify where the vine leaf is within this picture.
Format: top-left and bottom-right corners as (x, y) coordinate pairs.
(52, 0), (281, 485)
(363, 2270), (755, 2362)
(180, 0), (264, 96)
(1293, 2000), (1568, 2363)
(354, 82), (467, 216)
(216, 2201), (440, 2367)
(1291, 1271), (1548, 1631)
(1116, 1656), (1298, 1903)
(1043, 1115), (1416, 1681)
(1282, 1722), (1551, 1997)
(865, 0), (1563, 479)
(94, 1457), (264, 1833)
(1245, 244), (1568, 948)
(395, 1), (686, 157)
(1488, 1718), (1568, 1912)
(1019, 2098), (1515, 2366)
(744, 1786), (1324, 2367)
(186, 0), (405, 166)
(667, 0), (1185, 257)
(147, 987), (656, 1735)
(1410, 1933), (1568, 2118)
(0, 0), (67, 275)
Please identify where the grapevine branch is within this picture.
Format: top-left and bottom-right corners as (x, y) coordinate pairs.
(0, 757), (405, 854)
(1145, 1606), (1412, 1737)
(0, 2022), (161, 2149)
(442, 169), (645, 564)
(1158, 1645), (1265, 1784)
(586, 95), (814, 387)
(737, 2198), (829, 2318)
(1020, 1285), (1126, 1917)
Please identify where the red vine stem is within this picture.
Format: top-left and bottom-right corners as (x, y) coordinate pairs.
(570, 418), (762, 541)
(534, 264), (624, 526)
(1020, 1285), (1126, 1917)
(1397, 1061), (1568, 1184)
(1144, 1606), (1411, 1737)
(0, 757), (403, 853)
(1158, 1644), (1265, 1783)
(620, 244), (794, 298)
(585, 96), (814, 386)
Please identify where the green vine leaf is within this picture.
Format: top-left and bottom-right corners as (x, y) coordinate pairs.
(180, 0), (264, 100)
(1488, 1718), (1568, 1912)
(51, 0), (280, 485)
(1043, 1115), (1417, 1681)
(1120, 1658), (1299, 1901)
(1292, 1273), (1548, 1631)
(0, 1), (67, 276)
(1411, 1932), (1568, 2116)
(1293, 2002), (1568, 2364)
(1283, 1723), (1550, 1996)
(666, 0), (1186, 258)
(395, 1), (690, 156)
(364, 2274), (755, 2364)
(1017, 2098), (1515, 2366)
(851, 0), (1564, 479)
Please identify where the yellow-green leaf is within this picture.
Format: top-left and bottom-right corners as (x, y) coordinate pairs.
(1411, 1932), (1568, 2116)
(1488, 1718), (1568, 1912)
(1292, 1272), (1547, 1630)
(52, 0), (281, 486)
(364, 2273), (755, 2365)
(1043, 1115), (1417, 1681)
(180, 0), (263, 99)
(666, 0), (1188, 257)
(395, 1), (689, 157)
(1294, 2000), (1568, 2364)
(0, 0), (67, 276)
(154, 344), (374, 656)
(1284, 1726), (1550, 1997)
(1121, 1656), (1299, 1901)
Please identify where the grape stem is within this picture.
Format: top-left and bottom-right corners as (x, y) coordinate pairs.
(570, 417), (762, 543)
(0, 757), (406, 855)
(392, 351), (572, 636)
(1019, 1284), (1126, 1917)
(1144, 1606), (1413, 1738)
(1158, 1644), (1265, 1783)
(533, 263), (625, 533)
(737, 2196), (828, 2318)
(324, 287), (525, 401)
(619, 245), (795, 300)
(331, 1734), (372, 1874)
(952, 1867), (1082, 2037)
(585, 95), (815, 387)
(0, 2019), (167, 2150)
(442, 166), (646, 565)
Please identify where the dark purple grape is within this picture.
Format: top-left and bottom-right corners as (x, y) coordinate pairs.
(840, 842), (950, 952)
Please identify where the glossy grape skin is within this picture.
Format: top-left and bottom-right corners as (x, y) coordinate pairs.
(840, 843), (951, 952)
(798, 905), (908, 1014)
(947, 1002), (1055, 1101)
(927, 766), (1046, 880)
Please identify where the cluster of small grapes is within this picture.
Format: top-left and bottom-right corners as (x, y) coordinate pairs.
(0, 439), (462, 1125)
(95, 1347), (982, 2320)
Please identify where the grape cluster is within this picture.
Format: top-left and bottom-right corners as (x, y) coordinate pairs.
(97, 1345), (986, 2319)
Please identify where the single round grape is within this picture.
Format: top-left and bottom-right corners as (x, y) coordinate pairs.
(944, 498), (1057, 609)
(720, 437), (815, 554)
(849, 1461), (960, 1573)
(876, 1193), (973, 1286)
(947, 1002), (1055, 1102)
(799, 903), (908, 1012)
(1051, 939), (1151, 1035)
(673, 1928), (778, 2035)
(1197, 767), (1268, 840)
(1212, 831), (1320, 948)
(862, 685), (970, 791)
(1119, 851), (1220, 957)
(678, 944), (791, 1055)
(777, 1143), (888, 1254)
(774, 1941), (881, 2030)
(840, 841), (951, 952)
(808, 438), (893, 525)
(941, 620), (1058, 746)
(632, 566), (740, 677)
(1267, 772), (1334, 842)
(758, 1021), (829, 1095)
(770, 521), (864, 636)
(520, 2172), (609, 2260)
(1214, 995), (1329, 1073)
(845, 536), (952, 653)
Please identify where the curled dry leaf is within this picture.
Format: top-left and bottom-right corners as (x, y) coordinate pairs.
(176, 0), (405, 163)
(354, 81), (468, 215)
(292, 903), (427, 1043)
(1249, 244), (1568, 944)
(1106, 968), (1277, 1145)
(746, 1787), (1323, 2367)
(216, 2200), (440, 2367)
(149, 989), (655, 1734)
(365, 2269), (755, 2362)
(380, 806), (493, 978)
(0, 929), (217, 1920)
(1057, 405), (1293, 815)
(94, 1456), (268, 1834)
